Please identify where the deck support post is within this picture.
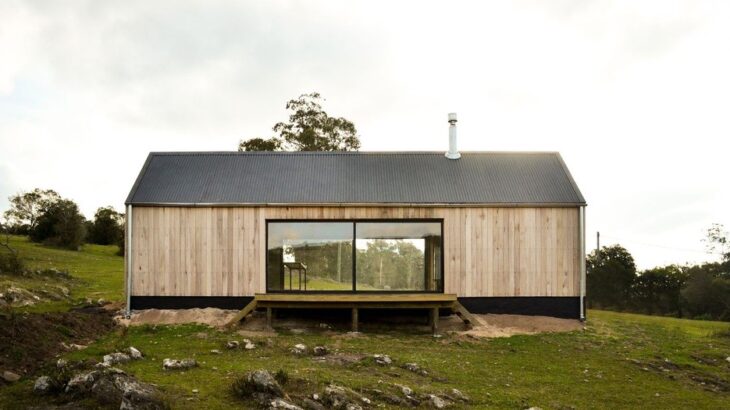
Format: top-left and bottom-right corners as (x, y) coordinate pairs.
(266, 307), (273, 329)
(430, 307), (439, 335)
(351, 308), (359, 332)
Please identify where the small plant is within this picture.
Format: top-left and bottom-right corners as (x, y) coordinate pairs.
(274, 369), (289, 386)
(230, 375), (257, 398)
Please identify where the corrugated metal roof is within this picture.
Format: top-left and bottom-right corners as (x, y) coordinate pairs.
(125, 151), (586, 206)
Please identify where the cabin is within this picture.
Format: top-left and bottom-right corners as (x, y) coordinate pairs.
(124, 123), (586, 330)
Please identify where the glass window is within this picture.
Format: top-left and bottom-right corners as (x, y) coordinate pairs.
(266, 220), (443, 293)
(267, 222), (353, 291)
(355, 222), (442, 291)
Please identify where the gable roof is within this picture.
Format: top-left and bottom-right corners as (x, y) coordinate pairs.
(125, 151), (585, 206)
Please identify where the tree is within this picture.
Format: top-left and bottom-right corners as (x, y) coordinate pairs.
(238, 92), (361, 152)
(631, 265), (688, 316)
(3, 189), (61, 231)
(681, 263), (730, 320)
(586, 245), (637, 310)
(238, 137), (283, 152)
(30, 199), (86, 250)
(704, 223), (729, 262)
(87, 206), (124, 245)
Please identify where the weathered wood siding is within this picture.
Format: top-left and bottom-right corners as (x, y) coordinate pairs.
(129, 206), (580, 297)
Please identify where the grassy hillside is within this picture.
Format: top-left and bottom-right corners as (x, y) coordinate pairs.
(0, 235), (123, 311)
(1, 235), (728, 409)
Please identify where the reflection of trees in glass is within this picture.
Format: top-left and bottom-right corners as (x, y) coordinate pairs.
(288, 241), (353, 284)
(357, 239), (425, 290)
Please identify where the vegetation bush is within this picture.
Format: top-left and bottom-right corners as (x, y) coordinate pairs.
(87, 206), (123, 246)
(29, 199), (86, 250)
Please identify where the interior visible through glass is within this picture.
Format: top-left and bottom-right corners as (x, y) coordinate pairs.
(266, 221), (442, 292)
(355, 222), (442, 291)
(267, 222), (353, 291)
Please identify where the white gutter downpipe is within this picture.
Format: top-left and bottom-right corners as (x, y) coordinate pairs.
(125, 205), (133, 317)
(445, 113), (461, 159)
(579, 206), (586, 321)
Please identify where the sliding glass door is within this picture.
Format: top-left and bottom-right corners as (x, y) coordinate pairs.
(266, 220), (443, 293)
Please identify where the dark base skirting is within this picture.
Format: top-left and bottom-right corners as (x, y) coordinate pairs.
(458, 297), (583, 320)
(130, 296), (254, 310)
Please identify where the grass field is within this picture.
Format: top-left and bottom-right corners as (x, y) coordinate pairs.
(1, 235), (729, 409)
(0, 235), (123, 312)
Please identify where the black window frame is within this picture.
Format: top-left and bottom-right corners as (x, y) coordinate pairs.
(265, 218), (445, 294)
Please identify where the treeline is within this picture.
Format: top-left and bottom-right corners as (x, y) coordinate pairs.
(1, 188), (124, 253)
(587, 226), (730, 321)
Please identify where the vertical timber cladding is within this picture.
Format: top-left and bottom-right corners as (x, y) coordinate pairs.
(130, 206), (580, 298)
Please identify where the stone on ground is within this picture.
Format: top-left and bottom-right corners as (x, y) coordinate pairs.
(291, 343), (307, 355)
(2, 370), (21, 383)
(162, 358), (198, 370)
(373, 354), (392, 365)
(33, 376), (52, 395)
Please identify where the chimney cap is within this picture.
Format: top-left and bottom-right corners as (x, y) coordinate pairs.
(448, 112), (457, 123)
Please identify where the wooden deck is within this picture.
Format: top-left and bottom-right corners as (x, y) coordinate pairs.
(227, 293), (476, 334)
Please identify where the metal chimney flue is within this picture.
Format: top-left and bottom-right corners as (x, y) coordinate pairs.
(445, 112), (461, 159)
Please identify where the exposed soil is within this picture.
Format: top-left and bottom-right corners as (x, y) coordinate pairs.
(443, 313), (584, 338)
(124, 307), (239, 328)
(124, 307), (583, 339)
(0, 307), (116, 380)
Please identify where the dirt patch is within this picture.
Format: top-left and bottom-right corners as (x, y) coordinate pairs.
(125, 308), (239, 328)
(0, 308), (116, 379)
(441, 313), (583, 338)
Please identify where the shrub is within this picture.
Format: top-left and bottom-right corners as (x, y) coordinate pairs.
(30, 199), (86, 250)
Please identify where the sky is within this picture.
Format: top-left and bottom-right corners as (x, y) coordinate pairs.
(0, 0), (728, 269)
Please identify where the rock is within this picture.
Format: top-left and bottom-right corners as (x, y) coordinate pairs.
(103, 352), (131, 366)
(367, 388), (407, 406)
(373, 354), (392, 365)
(116, 374), (166, 410)
(56, 359), (68, 368)
(398, 384), (413, 396)
(69, 343), (87, 351)
(448, 388), (469, 402)
(403, 362), (428, 376)
(192, 389), (199, 394)
(526, 407), (543, 410)
(66, 370), (100, 394)
(243, 339), (256, 350)
(345, 405), (363, 410)
(210, 349), (221, 354)
(322, 384), (368, 409)
(313, 346), (328, 356)
(269, 398), (303, 409)
(162, 358), (198, 370)
(128, 346), (143, 359)
(726, 356), (730, 363)
(2, 370), (21, 383)
(226, 340), (240, 349)
(291, 344), (307, 355)
(428, 394), (447, 409)
(318, 323), (332, 329)
(302, 398), (326, 410)
(247, 369), (285, 398)
(33, 376), (52, 395)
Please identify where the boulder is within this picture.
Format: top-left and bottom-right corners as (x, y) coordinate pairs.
(447, 388), (469, 402)
(302, 398), (326, 410)
(162, 358), (198, 370)
(247, 369), (285, 397)
(103, 352), (131, 366)
(116, 375), (165, 410)
(2, 370), (21, 383)
(128, 346), (143, 359)
(269, 398), (303, 409)
(427, 394), (447, 409)
(313, 346), (328, 356)
(226, 340), (240, 349)
(291, 344), (307, 355)
(66, 370), (100, 395)
(322, 384), (369, 410)
(398, 384), (413, 396)
(33, 376), (52, 395)
(243, 339), (256, 350)
(373, 354), (392, 365)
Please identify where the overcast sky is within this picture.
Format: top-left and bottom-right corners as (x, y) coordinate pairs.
(1, 1), (728, 269)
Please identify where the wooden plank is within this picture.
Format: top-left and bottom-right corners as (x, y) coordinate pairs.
(226, 298), (258, 327)
(254, 293), (458, 302)
(130, 206), (581, 298)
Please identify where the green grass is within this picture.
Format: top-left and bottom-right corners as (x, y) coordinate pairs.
(3, 310), (728, 409)
(0, 235), (123, 312)
(1, 236), (729, 408)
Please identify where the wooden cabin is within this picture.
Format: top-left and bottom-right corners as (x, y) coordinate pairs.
(124, 150), (587, 325)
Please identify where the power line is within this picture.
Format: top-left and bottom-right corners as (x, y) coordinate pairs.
(599, 234), (725, 256)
